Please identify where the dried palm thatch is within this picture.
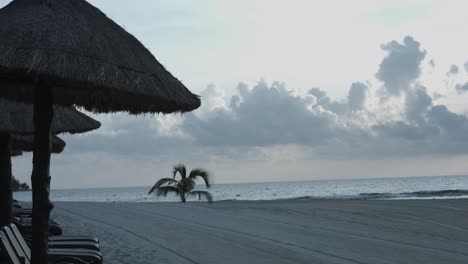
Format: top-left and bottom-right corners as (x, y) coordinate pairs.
(0, 1), (200, 261)
(0, 99), (101, 134)
(11, 150), (22, 157)
(11, 135), (66, 154)
(0, 0), (201, 114)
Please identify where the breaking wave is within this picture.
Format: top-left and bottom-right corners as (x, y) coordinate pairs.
(355, 189), (468, 200)
(279, 189), (468, 201)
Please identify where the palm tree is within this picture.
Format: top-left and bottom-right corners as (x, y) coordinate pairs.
(148, 164), (214, 203)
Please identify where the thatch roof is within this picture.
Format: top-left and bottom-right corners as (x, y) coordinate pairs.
(0, 0), (201, 114)
(11, 150), (22, 157)
(11, 135), (66, 154)
(0, 99), (101, 134)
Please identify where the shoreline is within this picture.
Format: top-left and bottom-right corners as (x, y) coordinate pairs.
(36, 174), (468, 191)
(52, 199), (468, 264)
(15, 194), (468, 203)
(14, 175), (468, 203)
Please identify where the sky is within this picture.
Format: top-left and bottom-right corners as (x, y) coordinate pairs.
(5, 0), (468, 188)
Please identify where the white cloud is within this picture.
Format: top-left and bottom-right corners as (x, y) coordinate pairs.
(348, 82), (369, 111)
(448, 64), (459, 76)
(455, 83), (468, 93)
(376, 36), (426, 96)
(60, 36), (468, 161)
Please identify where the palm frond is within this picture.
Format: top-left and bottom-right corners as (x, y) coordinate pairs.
(148, 178), (178, 195)
(156, 186), (180, 197)
(188, 168), (212, 188)
(189, 191), (214, 203)
(173, 164), (187, 179)
(182, 177), (196, 191)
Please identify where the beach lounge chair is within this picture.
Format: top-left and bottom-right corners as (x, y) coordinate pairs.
(13, 216), (63, 236)
(47, 241), (100, 251)
(13, 209), (63, 236)
(12, 200), (22, 209)
(11, 218), (99, 249)
(1, 225), (103, 264)
(48, 236), (99, 244)
(13, 209), (62, 236)
(12, 208), (32, 217)
(13, 216), (61, 227)
(12, 209), (99, 245)
(8, 225), (101, 257)
(0, 230), (90, 264)
(9, 225), (100, 252)
(12, 217), (98, 243)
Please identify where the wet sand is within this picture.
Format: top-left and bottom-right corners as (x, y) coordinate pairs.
(53, 199), (468, 264)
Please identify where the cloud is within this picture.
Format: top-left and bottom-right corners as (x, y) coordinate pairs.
(308, 87), (327, 100)
(465, 61), (468, 72)
(405, 85), (432, 123)
(183, 81), (338, 147)
(428, 105), (467, 139)
(348, 82), (369, 111)
(62, 114), (191, 157)
(447, 64), (459, 76)
(455, 82), (468, 93)
(376, 36), (426, 96)
(60, 35), (468, 160)
(372, 84), (468, 155)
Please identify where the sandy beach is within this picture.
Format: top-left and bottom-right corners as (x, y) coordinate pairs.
(52, 199), (468, 264)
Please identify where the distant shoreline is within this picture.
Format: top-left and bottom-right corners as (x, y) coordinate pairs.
(16, 195), (468, 204)
(14, 175), (468, 202)
(12, 189), (30, 192)
(37, 174), (468, 191)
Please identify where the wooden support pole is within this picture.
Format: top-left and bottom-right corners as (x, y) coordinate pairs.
(0, 133), (12, 227)
(31, 79), (54, 264)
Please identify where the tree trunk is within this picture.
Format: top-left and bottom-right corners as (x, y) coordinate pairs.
(31, 79), (54, 264)
(181, 193), (186, 203)
(0, 133), (12, 227)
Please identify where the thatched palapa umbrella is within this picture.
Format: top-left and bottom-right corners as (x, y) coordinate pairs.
(1, 135), (66, 225)
(11, 135), (66, 154)
(11, 150), (23, 157)
(0, 98), (100, 228)
(0, 99), (101, 135)
(0, 0), (201, 262)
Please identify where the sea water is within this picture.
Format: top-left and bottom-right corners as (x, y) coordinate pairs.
(13, 175), (468, 202)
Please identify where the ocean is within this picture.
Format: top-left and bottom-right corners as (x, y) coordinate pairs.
(13, 175), (468, 203)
